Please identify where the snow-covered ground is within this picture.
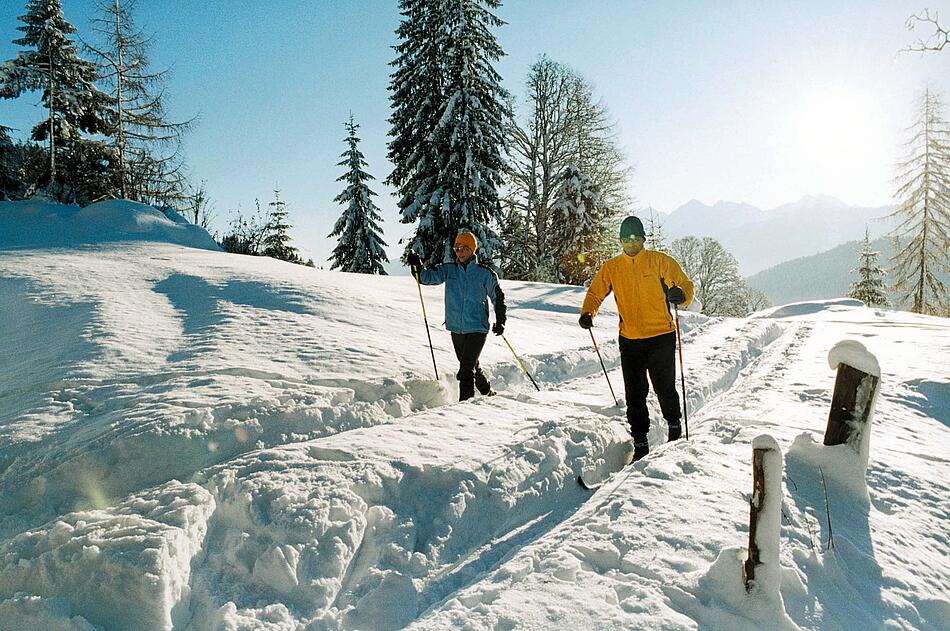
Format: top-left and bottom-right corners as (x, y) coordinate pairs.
(0, 200), (947, 630)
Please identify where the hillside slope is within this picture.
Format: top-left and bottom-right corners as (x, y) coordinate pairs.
(746, 237), (950, 308)
(0, 201), (947, 630)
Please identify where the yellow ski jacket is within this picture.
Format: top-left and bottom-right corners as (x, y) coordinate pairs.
(581, 249), (695, 340)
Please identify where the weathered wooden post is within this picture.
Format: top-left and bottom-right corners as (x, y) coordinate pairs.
(744, 434), (782, 592)
(823, 340), (881, 456)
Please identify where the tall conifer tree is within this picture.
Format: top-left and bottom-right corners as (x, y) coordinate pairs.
(387, 0), (444, 262)
(0, 0), (112, 202)
(388, 0), (509, 265)
(0, 125), (17, 199)
(329, 117), (389, 275)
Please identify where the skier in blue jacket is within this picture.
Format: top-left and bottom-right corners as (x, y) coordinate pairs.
(407, 232), (506, 401)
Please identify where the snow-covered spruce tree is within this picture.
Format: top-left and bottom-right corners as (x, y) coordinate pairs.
(0, 0), (113, 203)
(389, 0), (510, 266)
(328, 117), (389, 275)
(387, 0), (444, 263)
(890, 88), (950, 315)
(849, 228), (889, 307)
(0, 130), (45, 200)
(644, 206), (668, 252)
(263, 189), (300, 263)
(550, 163), (601, 284)
(86, 0), (192, 206)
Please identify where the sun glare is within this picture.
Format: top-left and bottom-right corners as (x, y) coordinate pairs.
(782, 86), (891, 203)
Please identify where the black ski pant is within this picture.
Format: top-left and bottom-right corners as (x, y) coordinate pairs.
(451, 332), (492, 401)
(619, 331), (681, 438)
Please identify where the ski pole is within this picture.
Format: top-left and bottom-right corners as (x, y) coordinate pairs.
(674, 304), (688, 440)
(413, 269), (439, 380)
(589, 328), (618, 406)
(501, 334), (540, 391)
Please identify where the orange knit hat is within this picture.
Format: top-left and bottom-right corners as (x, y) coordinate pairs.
(455, 231), (477, 252)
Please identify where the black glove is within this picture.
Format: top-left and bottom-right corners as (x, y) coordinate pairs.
(665, 285), (686, 305)
(406, 251), (422, 276)
(578, 312), (593, 329)
(492, 322), (504, 336)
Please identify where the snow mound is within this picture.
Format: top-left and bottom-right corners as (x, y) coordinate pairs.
(0, 593), (97, 630)
(752, 297), (864, 319)
(0, 199), (220, 251)
(0, 481), (214, 631)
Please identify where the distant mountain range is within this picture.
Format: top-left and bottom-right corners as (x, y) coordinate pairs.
(658, 195), (895, 275)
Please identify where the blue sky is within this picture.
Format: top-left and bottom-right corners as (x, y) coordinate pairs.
(2, 1), (949, 265)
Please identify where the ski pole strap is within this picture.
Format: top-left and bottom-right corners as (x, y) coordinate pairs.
(502, 334), (541, 391)
(589, 328), (618, 406)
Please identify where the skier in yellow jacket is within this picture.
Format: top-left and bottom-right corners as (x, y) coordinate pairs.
(579, 216), (694, 462)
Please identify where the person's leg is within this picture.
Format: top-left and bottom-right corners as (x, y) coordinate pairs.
(474, 358), (493, 395)
(454, 332), (487, 401)
(451, 333), (473, 401)
(646, 332), (682, 440)
(619, 336), (650, 460)
(466, 333), (490, 395)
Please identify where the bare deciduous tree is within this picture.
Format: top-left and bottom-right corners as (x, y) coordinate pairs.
(187, 179), (215, 230)
(745, 286), (772, 313)
(502, 56), (629, 284)
(903, 9), (950, 53)
(86, 0), (193, 205)
(670, 236), (762, 317)
(890, 89), (950, 315)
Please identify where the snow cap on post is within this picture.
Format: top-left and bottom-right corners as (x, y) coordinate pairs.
(619, 216), (645, 240)
(827, 339), (880, 377)
(455, 231), (477, 252)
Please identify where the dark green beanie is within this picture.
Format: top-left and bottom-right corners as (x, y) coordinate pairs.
(619, 216), (645, 240)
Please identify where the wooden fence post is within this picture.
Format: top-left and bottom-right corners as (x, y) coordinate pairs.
(744, 435), (782, 592)
(823, 363), (880, 448)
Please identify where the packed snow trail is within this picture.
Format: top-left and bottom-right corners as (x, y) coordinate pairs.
(176, 316), (781, 630)
(407, 303), (950, 631)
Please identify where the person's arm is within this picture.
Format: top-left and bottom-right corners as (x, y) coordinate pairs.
(486, 271), (506, 333)
(407, 252), (449, 285)
(580, 264), (612, 319)
(661, 256), (694, 308)
(418, 264), (449, 285)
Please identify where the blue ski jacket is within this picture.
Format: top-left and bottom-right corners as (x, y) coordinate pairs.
(418, 258), (506, 334)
